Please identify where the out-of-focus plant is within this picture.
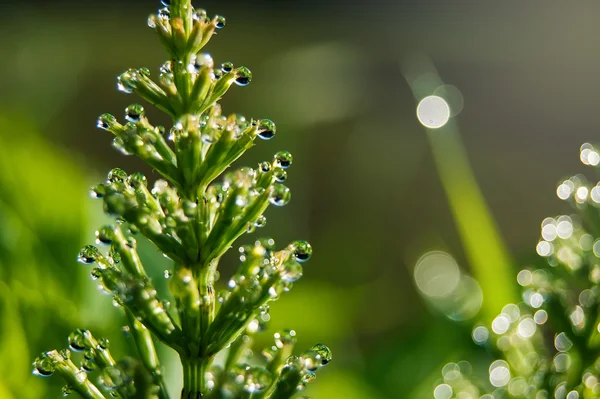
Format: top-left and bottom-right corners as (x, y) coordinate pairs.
(434, 144), (600, 399)
(32, 1), (331, 398)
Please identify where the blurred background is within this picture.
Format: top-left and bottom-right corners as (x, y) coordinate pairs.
(0, 0), (599, 397)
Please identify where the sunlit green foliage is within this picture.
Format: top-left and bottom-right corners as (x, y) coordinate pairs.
(32, 1), (330, 398)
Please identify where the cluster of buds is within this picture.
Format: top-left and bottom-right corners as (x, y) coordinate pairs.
(436, 142), (600, 399)
(34, 1), (330, 398)
(33, 329), (161, 398)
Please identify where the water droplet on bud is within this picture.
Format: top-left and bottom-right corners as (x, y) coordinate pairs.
(269, 184), (291, 206)
(78, 245), (100, 265)
(274, 151), (292, 169)
(310, 344), (332, 365)
(95, 226), (114, 246)
(214, 15), (226, 29)
(97, 113), (117, 130)
(257, 119), (276, 140)
(117, 69), (138, 94)
(274, 168), (287, 182)
(98, 338), (110, 350)
(274, 329), (297, 348)
(158, 7), (170, 21)
(68, 329), (90, 352)
(291, 240), (312, 262)
(221, 62), (234, 72)
(254, 215), (267, 228)
(108, 168), (128, 184)
(128, 172), (147, 188)
(61, 385), (73, 396)
(125, 104), (145, 122)
(33, 353), (56, 377)
(234, 67), (252, 86)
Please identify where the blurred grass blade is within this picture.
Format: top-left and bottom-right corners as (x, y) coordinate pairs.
(403, 56), (519, 321)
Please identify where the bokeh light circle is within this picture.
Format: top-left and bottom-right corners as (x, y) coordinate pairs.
(416, 95), (451, 129)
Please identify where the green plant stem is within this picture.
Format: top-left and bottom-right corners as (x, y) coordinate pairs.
(198, 260), (217, 352)
(47, 351), (106, 399)
(126, 310), (170, 399)
(181, 355), (213, 399)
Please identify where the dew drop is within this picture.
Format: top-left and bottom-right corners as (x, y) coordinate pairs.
(221, 61), (234, 73)
(128, 172), (147, 188)
(97, 113), (117, 130)
(95, 226), (114, 246)
(269, 184), (291, 206)
(108, 168), (128, 184)
(117, 69), (138, 94)
(274, 168), (287, 182)
(125, 104), (145, 122)
(61, 385), (73, 396)
(98, 338), (110, 350)
(274, 151), (292, 169)
(33, 353), (56, 377)
(77, 245), (100, 265)
(234, 67), (252, 86)
(310, 344), (332, 365)
(214, 15), (226, 29)
(291, 240), (312, 262)
(257, 119), (276, 140)
(280, 260), (303, 283)
(68, 329), (89, 352)
(90, 184), (106, 199)
(254, 215), (267, 228)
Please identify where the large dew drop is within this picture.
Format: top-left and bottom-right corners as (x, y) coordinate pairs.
(274, 151), (292, 169)
(269, 184), (291, 207)
(33, 353), (56, 377)
(234, 67), (252, 86)
(77, 245), (100, 265)
(291, 240), (312, 262)
(257, 119), (276, 140)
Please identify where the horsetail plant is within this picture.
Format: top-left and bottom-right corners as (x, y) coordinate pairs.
(433, 144), (600, 399)
(32, 1), (331, 398)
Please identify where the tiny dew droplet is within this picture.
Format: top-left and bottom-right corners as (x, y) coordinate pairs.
(128, 172), (148, 188)
(125, 104), (145, 122)
(33, 353), (56, 377)
(274, 168), (287, 182)
(117, 69), (138, 94)
(97, 113), (117, 130)
(164, 270), (173, 279)
(274, 151), (293, 169)
(254, 215), (267, 228)
(234, 67), (252, 86)
(78, 245), (100, 265)
(68, 329), (90, 352)
(214, 15), (226, 29)
(310, 344), (332, 365)
(259, 161), (271, 173)
(158, 7), (170, 20)
(108, 168), (128, 184)
(90, 184), (106, 199)
(221, 61), (234, 72)
(95, 226), (114, 246)
(257, 119), (276, 140)
(269, 184), (291, 207)
(160, 0), (170, 6)
(98, 338), (110, 350)
(61, 384), (73, 396)
(291, 240), (312, 262)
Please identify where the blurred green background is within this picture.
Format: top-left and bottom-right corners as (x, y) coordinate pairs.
(0, 0), (597, 397)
